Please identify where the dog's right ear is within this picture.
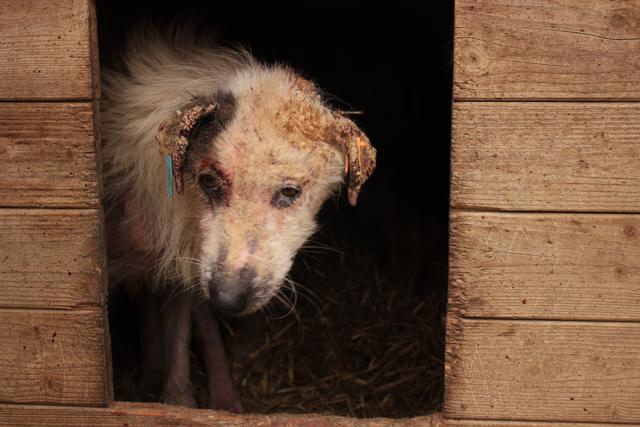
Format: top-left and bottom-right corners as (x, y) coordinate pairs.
(155, 102), (218, 194)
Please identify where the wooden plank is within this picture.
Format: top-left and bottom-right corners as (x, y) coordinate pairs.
(450, 212), (640, 321)
(451, 103), (640, 212)
(0, 309), (108, 405)
(444, 319), (640, 423)
(444, 419), (623, 427)
(0, 0), (96, 100)
(0, 405), (624, 427)
(0, 402), (443, 426)
(0, 103), (99, 208)
(0, 209), (104, 309)
(454, 0), (640, 100)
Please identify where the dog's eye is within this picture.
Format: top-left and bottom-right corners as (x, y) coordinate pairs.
(199, 173), (218, 190)
(280, 186), (301, 198)
(197, 170), (231, 206)
(272, 185), (301, 208)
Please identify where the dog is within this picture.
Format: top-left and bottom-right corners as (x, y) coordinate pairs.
(101, 26), (376, 410)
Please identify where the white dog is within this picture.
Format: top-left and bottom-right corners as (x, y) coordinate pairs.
(101, 27), (376, 410)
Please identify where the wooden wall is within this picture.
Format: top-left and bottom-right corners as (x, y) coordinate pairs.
(446, 1), (640, 425)
(0, 0), (111, 409)
(8, 0), (640, 425)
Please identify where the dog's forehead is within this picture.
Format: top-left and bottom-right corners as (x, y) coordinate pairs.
(236, 72), (336, 140)
(217, 76), (342, 172)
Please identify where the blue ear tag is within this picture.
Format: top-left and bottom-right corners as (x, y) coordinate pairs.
(164, 155), (174, 199)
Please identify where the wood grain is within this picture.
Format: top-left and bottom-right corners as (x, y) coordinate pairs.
(0, 309), (108, 405)
(444, 420), (623, 427)
(450, 212), (640, 321)
(451, 103), (640, 212)
(0, 103), (99, 208)
(0, 209), (104, 309)
(445, 319), (640, 423)
(454, 0), (640, 100)
(0, 0), (96, 100)
(0, 402), (442, 426)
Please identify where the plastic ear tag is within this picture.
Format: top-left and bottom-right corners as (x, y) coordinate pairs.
(164, 155), (174, 199)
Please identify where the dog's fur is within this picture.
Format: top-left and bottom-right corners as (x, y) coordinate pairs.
(101, 27), (375, 409)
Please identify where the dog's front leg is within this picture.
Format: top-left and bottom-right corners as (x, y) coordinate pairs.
(193, 303), (243, 412)
(161, 290), (197, 407)
(137, 292), (165, 400)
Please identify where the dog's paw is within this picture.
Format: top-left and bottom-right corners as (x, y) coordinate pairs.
(209, 385), (244, 413)
(162, 382), (197, 408)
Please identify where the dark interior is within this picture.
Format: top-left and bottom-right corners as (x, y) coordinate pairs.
(98, 0), (453, 418)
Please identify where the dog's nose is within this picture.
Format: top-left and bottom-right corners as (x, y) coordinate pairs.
(210, 285), (248, 314)
(208, 268), (255, 315)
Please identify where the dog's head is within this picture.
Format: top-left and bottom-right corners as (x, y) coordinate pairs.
(156, 66), (376, 315)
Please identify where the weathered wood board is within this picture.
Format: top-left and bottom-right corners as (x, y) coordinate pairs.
(0, 309), (108, 406)
(444, 420), (623, 427)
(449, 0), (640, 425)
(450, 211), (640, 321)
(454, 0), (640, 100)
(0, 0), (97, 100)
(0, 0), (111, 417)
(0, 209), (104, 310)
(0, 402), (443, 426)
(451, 102), (640, 212)
(445, 319), (640, 423)
(0, 103), (99, 208)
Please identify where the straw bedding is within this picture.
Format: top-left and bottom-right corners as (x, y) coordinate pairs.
(220, 248), (444, 417)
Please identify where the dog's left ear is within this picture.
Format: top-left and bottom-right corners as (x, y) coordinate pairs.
(328, 114), (377, 206)
(290, 74), (376, 205)
(155, 102), (218, 194)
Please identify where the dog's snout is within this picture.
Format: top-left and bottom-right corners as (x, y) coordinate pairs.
(208, 267), (256, 315)
(210, 286), (248, 314)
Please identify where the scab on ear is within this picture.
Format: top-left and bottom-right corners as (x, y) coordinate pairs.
(328, 114), (377, 206)
(155, 102), (218, 194)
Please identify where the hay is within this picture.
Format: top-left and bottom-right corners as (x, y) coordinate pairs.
(222, 244), (445, 418)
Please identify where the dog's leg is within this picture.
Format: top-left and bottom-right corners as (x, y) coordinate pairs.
(193, 303), (243, 412)
(161, 291), (197, 407)
(137, 292), (165, 400)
